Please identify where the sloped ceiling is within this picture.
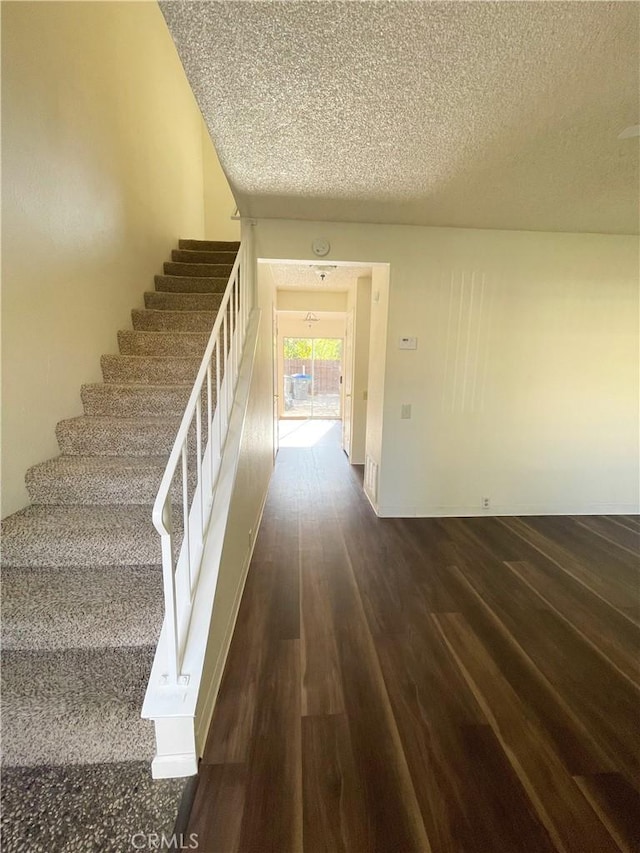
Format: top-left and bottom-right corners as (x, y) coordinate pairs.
(162, 1), (639, 234)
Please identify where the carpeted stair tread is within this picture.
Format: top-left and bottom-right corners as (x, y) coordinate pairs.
(132, 308), (217, 333)
(144, 290), (223, 311)
(1, 646), (156, 766)
(0, 234), (238, 848)
(154, 273), (228, 293)
(25, 455), (177, 505)
(56, 415), (183, 456)
(118, 329), (210, 357)
(0, 761), (185, 853)
(101, 353), (202, 383)
(179, 238), (240, 251)
(2, 566), (163, 650)
(81, 382), (192, 417)
(0, 504), (162, 567)
(163, 261), (233, 278)
(171, 248), (237, 265)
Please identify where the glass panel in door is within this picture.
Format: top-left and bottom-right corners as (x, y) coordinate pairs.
(283, 337), (342, 419)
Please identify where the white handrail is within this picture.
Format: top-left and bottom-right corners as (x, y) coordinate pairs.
(151, 240), (251, 684)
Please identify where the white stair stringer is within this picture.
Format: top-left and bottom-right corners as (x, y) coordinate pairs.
(142, 309), (261, 779)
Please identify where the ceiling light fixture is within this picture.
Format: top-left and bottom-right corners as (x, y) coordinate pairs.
(314, 265), (337, 283)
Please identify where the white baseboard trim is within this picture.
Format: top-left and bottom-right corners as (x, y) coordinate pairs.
(375, 503), (639, 518)
(151, 752), (199, 779)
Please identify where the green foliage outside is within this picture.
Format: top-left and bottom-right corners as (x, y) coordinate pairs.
(284, 337), (342, 361)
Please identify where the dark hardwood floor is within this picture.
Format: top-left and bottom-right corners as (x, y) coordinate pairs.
(188, 423), (640, 852)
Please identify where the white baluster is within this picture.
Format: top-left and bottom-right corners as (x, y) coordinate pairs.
(160, 497), (178, 684)
(150, 242), (249, 687)
(196, 391), (204, 544)
(181, 443), (191, 608)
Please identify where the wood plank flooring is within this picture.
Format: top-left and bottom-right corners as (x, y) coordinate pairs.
(188, 423), (640, 852)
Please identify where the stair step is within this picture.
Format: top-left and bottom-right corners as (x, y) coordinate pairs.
(56, 415), (184, 456)
(81, 383), (191, 417)
(179, 238), (240, 251)
(118, 330), (209, 357)
(0, 234), (237, 838)
(144, 290), (223, 311)
(1, 646), (155, 765)
(1, 762), (185, 852)
(171, 249), (237, 265)
(132, 308), (217, 333)
(25, 455), (182, 505)
(154, 274), (228, 294)
(101, 353), (202, 383)
(2, 565), (163, 650)
(0, 504), (162, 567)
(163, 261), (233, 278)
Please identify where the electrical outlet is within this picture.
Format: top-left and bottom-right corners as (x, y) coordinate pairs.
(401, 403), (412, 419)
(398, 337), (418, 350)
(482, 497), (490, 509)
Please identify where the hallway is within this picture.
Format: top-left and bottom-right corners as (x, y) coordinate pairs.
(187, 423), (639, 852)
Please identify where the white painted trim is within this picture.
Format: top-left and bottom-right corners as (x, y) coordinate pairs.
(151, 753), (198, 779)
(374, 503), (640, 518)
(142, 310), (261, 778)
(363, 482), (379, 515)
(194, 482), (270, 755)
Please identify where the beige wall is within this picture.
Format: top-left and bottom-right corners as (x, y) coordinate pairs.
(349, 276), (372, 464)
(365, 265), (391, 498)
(254, 219), (639, 516)
(276, 289), (348, 312)
(1, 1), (235, 517)
(277, 313), (347, 340)
(202, 122), (240, 242)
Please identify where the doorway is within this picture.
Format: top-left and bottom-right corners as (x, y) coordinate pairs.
(282, 337), (343, 419)
(260, 259), (382, 467)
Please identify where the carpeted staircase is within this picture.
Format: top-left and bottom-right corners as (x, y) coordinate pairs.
(1, 239), (239, 852)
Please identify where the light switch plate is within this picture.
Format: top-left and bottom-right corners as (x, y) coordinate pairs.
(399, 337), (417, 350)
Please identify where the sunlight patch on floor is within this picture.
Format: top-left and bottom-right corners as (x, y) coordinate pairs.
(278, 419), (340, 448)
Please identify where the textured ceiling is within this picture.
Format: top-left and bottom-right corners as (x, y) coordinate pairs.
(162, 1), (640, 234)
(269, 263), (363, 291)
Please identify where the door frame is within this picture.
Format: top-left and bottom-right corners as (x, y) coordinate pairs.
(280, 333), (345, 420)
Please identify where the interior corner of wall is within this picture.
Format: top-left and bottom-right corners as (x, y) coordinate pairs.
(200, 119), (241, 242)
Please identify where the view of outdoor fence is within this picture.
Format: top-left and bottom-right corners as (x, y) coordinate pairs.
(283, 337), (342, 418)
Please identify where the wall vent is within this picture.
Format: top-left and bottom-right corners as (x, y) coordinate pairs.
(364, 456), (378, 501)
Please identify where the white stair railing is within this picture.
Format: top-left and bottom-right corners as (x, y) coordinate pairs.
(151, 240), (251, 685)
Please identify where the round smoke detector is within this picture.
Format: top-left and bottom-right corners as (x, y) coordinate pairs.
(311, 238), (330, 257)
